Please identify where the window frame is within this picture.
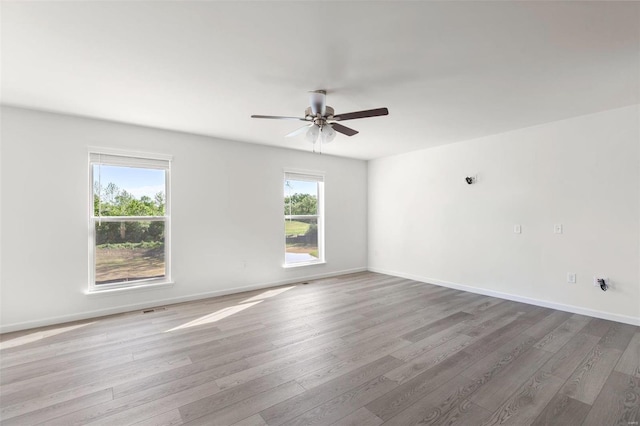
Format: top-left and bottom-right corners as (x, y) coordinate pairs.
(88, 148), (172, 293)
(283, 170), (325, 268)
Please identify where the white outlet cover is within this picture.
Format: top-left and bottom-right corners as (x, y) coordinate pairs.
(514, 225), (521, 234)
(567, 273), (576, 283)
(554, 224), (563, 234)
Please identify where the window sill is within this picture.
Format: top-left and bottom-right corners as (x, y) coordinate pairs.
(85, 281), (174, 297)
(283, 261), (326, 269)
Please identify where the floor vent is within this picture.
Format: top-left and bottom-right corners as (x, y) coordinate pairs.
(142, 307), (166, 314)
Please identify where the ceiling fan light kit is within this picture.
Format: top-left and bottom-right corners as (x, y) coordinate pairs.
(251, 90), (389, 151)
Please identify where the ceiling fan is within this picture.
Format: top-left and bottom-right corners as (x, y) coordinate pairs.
(251, 90), (389, 145)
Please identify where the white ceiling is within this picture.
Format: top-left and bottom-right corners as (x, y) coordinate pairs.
(2, 1), (639, 160)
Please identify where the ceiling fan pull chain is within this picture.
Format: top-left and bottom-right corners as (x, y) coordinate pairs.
(98, 153), (102, 225)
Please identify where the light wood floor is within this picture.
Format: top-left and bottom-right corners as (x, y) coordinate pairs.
(1, 272), (638, 425)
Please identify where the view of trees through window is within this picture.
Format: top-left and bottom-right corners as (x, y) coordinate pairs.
(92, 164), (167, 285)
(284, 177), (322, 264)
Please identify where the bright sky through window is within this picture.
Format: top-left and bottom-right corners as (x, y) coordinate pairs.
(93, 165), (165, 199)
(285, 179), (316, 196)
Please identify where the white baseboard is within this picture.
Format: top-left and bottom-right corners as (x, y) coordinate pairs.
(368, 267), (640, 326)
(0, 267), (367, 334)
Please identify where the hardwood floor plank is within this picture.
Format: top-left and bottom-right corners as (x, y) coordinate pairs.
(177, 372), (302, 425)
(269, 324), (359, 349)
(89, 380), (222, 426)
(133, 408), (184, 426)
(400, 312), (473, 343)
(131, 324), (268, 361)
(216, 350), (338, 390)
(433, 400), (492, 426)
(582, 371), (639, 426)
(0, 352), (134, 397)
(181, 381), (305, 425)
(340, 312), (441, 346)
(391, 334), (540, 424)
(457, 316), (534, 360)
(380, 374), (481, 426)
(112, 354), (250, 399)
(460, 306), (527, 338)
(461, 298), (507, 316)
(385, 334), (474, 384)
(581, 317), (612, 338)
(1, 354), (192, 409)
(481, 371), (565, 425)
(459, 332), (538, 382)
(530, 394), (591, 426)
(282, 375), (398, 426)
(537, 332), (600, 380)
(389, 325), (468, 362)
(1, 381), (114, 421)
(41, 372), (220, 425)
(297, 337), (409, 390)
(331, 407), (383, 426)
(366, 351), (473, 421)
(559, 344), (623, 405)
(231, 414), (268, 426)
(521, 311), (573, 340)
(0, 388), (113, 426)
(600, 322), (637, 351)
(615, 332), (640, 378)
(469, 348), (554, 412)
(368, 316), (539, 421)
(261, 356), (402, 426)
(533, 314), (590, 353)
(0, 321), (198, 372)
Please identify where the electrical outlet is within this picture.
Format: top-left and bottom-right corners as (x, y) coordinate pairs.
(567, 273), (576, 283)
(514, 225), (521, 234)
(554, 224), (563, 234)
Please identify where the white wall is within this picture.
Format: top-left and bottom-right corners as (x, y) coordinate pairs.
(369, 105), (640, 324)
(0, 106), (368, 332)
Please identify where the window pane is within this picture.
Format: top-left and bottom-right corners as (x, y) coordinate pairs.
(94, 220), (165, 284)
(284, 179), (318, 215)
(93, 165), (165, 217)
(285, 217), (318, 263)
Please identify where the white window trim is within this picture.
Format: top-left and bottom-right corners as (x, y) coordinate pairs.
(88, 148), (172, 293)
(283, 170), (325, 268)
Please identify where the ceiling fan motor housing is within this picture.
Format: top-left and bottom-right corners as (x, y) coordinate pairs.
(305, 106), (334, 126)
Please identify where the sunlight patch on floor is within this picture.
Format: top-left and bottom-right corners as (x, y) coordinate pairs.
(240, 286), (296, 304)
(0, 322), (95, 350)
(166, 301), (263, 332)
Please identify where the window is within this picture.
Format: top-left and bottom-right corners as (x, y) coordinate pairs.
(284, 171), (324, 266)
(89, 151), (171, 291)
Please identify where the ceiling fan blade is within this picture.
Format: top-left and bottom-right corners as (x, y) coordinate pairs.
(251, 115), (307, 121)
(331, 123), (359, 137)
(309, 90), (326, 116)
(333, 107), (389, 121)
(285, 124), (313, 137)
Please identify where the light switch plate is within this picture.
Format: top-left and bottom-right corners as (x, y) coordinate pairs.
(514, 225), (521, 234)
(554, 224), (563, 234)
